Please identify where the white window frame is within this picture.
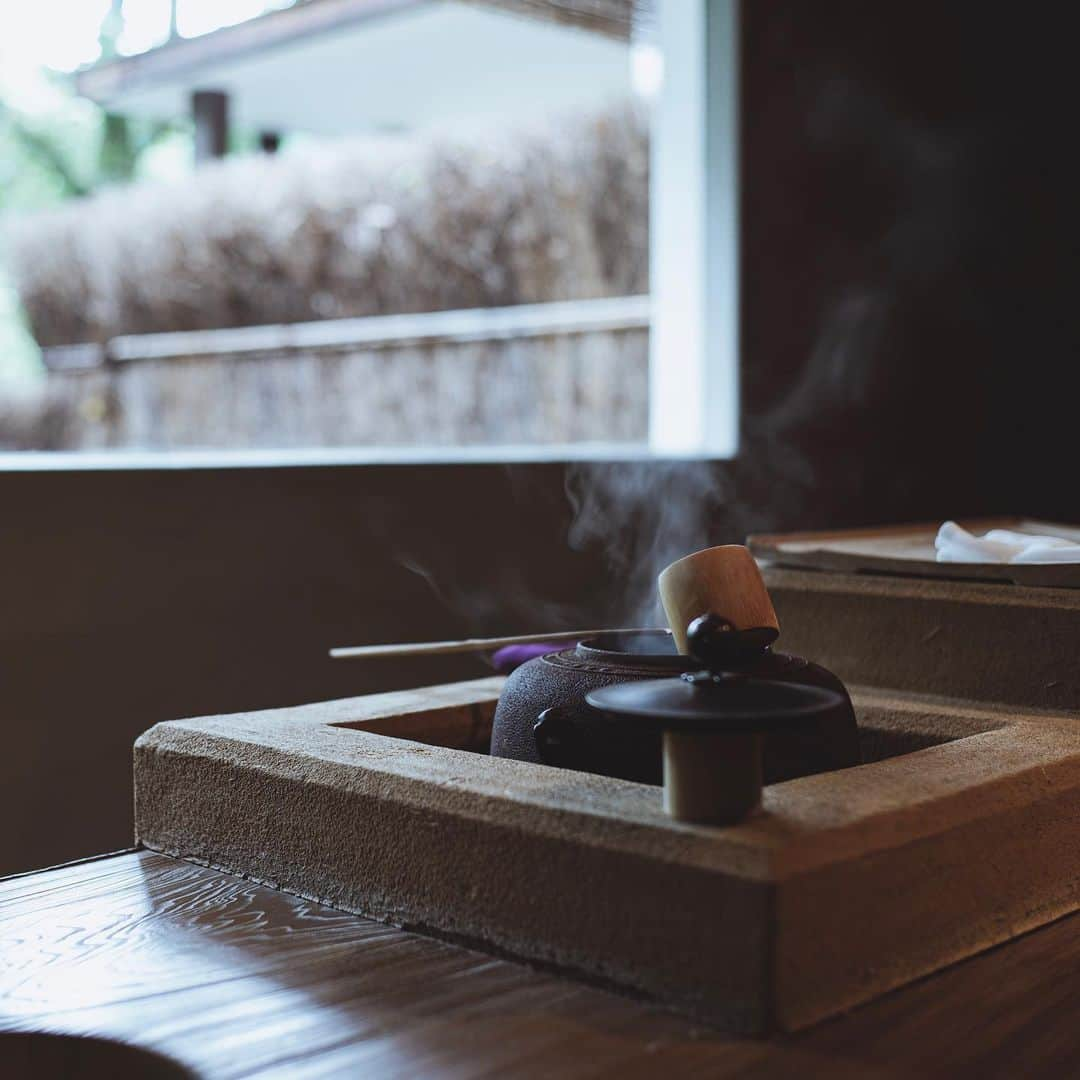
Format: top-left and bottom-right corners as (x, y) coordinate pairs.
(649, 0), (740, 458)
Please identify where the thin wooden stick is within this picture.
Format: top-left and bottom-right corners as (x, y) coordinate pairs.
(330, 628), (665, 660)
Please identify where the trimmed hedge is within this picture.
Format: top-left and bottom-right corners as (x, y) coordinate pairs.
(6, 106), (647, 348)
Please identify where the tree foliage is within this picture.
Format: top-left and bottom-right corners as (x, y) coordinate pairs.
(0, 2), (180, 378)
(0, 0), (178, 206)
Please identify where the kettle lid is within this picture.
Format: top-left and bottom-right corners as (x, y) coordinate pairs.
(585, 675), (841, 734)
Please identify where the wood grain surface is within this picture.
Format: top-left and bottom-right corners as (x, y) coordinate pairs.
(2, 851), (1079, 1078)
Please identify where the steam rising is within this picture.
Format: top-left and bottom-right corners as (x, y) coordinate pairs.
(565, 460), (733, 628)
(383, 459), (740, 643)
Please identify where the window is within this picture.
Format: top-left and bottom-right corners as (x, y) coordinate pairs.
(1, 0), (739, 461)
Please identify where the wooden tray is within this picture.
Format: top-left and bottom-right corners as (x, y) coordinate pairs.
(749, 518), (1080, 588)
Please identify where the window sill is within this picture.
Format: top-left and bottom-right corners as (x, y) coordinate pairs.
(0, 441), (731, 473)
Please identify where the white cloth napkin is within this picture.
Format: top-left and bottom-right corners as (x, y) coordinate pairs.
(935, 521), (1080, 564)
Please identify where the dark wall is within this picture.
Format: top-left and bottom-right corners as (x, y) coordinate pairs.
(740, 0), (1078, 527)
(0, 463), (621, 876)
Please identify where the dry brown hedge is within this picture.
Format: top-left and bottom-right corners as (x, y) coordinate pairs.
(6, 106), (648, 348)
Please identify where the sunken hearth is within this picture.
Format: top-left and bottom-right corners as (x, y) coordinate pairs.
(134, 571), (1080, 1034)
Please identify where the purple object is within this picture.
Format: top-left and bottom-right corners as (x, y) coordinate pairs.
(492, 643), (565, 674)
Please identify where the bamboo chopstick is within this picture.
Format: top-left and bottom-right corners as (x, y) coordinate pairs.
(329, 628), (666, 660)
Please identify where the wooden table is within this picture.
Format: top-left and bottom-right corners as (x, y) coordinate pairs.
(2, 851), (1078, 1078)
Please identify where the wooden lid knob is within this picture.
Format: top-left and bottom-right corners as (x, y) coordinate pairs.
(658, 545), (779, 654)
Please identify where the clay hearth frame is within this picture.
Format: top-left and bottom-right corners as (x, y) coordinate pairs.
(134, 677), (1080, 1034)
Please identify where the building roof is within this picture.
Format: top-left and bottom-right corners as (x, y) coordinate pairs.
(75, 0), (636, 137)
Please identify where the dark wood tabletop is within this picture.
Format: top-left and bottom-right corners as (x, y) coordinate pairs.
(2, 850), (1078, 1078)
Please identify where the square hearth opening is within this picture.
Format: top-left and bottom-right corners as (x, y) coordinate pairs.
(331, 689), (1008, 772)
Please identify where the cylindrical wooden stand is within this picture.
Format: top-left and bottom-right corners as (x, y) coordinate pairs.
(662, 731), (763, 824)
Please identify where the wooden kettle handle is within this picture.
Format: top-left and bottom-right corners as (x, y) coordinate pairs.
(657, 545), (779, 654)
